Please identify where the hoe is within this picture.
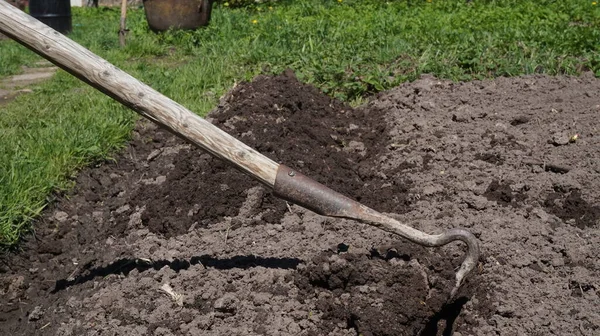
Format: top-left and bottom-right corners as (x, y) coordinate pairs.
(0, 1), (479, 298)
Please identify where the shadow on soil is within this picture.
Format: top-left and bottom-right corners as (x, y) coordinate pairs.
(420, 297), (469, 336)
(53, 255), (302, 293)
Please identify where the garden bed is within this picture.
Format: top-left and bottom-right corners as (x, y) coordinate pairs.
(1, 72), (599, 335)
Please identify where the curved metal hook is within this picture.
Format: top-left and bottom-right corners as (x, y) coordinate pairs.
(274, 165), (480, 297)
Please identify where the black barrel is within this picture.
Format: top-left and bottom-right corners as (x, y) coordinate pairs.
(29, 0), (72, 34)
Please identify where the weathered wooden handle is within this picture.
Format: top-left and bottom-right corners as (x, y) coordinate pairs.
(0, 0), (279, 187)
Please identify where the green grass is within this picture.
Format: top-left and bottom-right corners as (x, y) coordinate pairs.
(1, 0), (599, 247)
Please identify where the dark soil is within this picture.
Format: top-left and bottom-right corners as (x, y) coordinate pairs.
(1, 71), (599, 335)
(134, 70), (409, 238)
(294, 241), (476, 336)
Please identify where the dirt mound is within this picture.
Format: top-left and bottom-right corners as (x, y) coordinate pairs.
(212, 70), (406, 213)
(129, 70), (409, 238)
(1, 72), (599, 335)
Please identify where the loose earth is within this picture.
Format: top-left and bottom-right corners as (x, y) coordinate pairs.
(1, 71), (599, 335)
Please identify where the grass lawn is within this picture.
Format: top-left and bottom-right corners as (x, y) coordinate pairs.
(0, 0), (599, 248)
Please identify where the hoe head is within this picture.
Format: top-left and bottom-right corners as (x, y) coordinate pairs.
(274, 165), (480, 298)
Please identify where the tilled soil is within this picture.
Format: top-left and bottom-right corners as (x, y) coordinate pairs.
(1, 71), (599, 335)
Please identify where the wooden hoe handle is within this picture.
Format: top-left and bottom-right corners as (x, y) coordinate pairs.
(0, 1), (479, 297)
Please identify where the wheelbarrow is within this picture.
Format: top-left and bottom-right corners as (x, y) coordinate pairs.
(0, 1), (479, 298)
